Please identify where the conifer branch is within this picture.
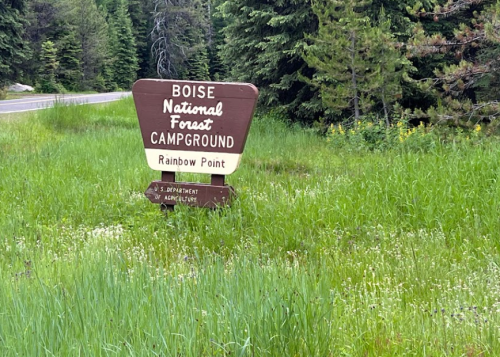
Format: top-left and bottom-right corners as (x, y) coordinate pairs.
(419, 0), (485, 19)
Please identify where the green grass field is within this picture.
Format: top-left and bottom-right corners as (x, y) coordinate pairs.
(1, 98), (500, 356)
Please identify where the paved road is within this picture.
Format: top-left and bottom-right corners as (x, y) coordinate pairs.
(0, 92), (132, 114)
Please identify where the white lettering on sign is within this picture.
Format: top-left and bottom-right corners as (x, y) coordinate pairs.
(170, 115), (213, 131)
(164, 195), (198, 203)
(163, 99), (222, 131)
(158, 85), (231, 152)
(163, 99), (223, 117)
(172, 84), (215, 99)
(161, 186), (199, 195)
(150, 132), (235, 149)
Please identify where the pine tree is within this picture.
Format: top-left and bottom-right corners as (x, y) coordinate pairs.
(365, 9), (414, 124)
(128, 0), (155, 78)
(219, 0), (319, 121)
(103, 15), (119, 91)
(187, 46), (211, 80)
(0, 0), (30, 91)
(407, 0), (500, 126)
(303, 0), (375, 120)
(23, 0), (85, 88)
(109, 0), (139, 89)
(37, 40), (61, 93)
(302, 0), (412, 122)
(57, 30), (82, 91)
(207, 0), (227, 80)
(64, 0), (109, 90)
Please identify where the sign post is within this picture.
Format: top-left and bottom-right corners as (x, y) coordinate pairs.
(133, 79), (258, 210)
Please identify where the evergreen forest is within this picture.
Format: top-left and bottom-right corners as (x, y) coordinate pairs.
(1, 0), (499, 128)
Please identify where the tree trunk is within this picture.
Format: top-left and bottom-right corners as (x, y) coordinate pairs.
(381, 87), (390, 126)
(350, 31), (360, 120)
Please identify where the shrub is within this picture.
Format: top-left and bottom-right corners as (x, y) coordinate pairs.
(326, 119), (485, 152)
(35, 79), (66, 94)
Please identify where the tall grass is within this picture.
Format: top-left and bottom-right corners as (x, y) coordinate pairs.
(1, 100), (500, 355)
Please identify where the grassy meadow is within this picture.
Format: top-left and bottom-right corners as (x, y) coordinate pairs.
(1, 98), (500, 356)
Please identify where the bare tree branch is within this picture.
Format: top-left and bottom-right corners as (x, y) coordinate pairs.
(150, 0), (207, 79)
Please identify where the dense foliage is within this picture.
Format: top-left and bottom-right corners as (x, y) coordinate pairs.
(2, 0), (500, 127)
(0, 0), (29, 90)
(219, 0), (320, 122)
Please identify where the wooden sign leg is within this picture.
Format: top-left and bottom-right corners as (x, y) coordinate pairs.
(161, 171), (176, 212)
(211, 174), (230, 209)
(211, 174), (225, 186)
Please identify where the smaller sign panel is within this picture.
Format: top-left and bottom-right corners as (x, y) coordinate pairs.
(145, 181), (236, 208)
(133, 79), (259, 175)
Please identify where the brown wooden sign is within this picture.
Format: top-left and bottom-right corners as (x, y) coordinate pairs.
(144, 181), (236, 209)
(133, 79), (258, 210)
(132, 79), (259, 175)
